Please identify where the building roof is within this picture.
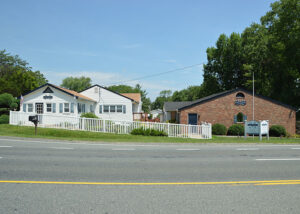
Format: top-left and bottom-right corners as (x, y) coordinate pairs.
(177, 88), (297, 111)
(22, 83), (96, 102)
(150, 109), (162, 114)
(164, 101), (194, 111)
(56, 86), (96, 102)
(121, 93), (141, 103)
(79, 84), (135, 102)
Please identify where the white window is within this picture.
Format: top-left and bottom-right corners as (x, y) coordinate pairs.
(110, 105), (116, 113)
(117, 105), (122, 113)
(104, 105), (109, 113)
(90, 105), (94, 113)
(28, 104), (33, 112)
(46, 103), (52, 112)
(64, 103), (70, 113)
(102, 105), (125, 113)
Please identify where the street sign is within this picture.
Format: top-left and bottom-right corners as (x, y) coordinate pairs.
(245, 120), (259, 135)
(244, 120), (269, 141)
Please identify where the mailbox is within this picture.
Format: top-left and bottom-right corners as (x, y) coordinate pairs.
(29, 115), (38, 124)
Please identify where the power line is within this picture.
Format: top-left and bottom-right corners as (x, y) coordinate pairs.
(107, 63), (204, 86)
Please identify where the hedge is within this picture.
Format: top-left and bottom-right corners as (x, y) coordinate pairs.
(131, 128), (168, 137)
(269, 125), (286, 137)
(227, 124), (244, 136)
(0, 114), (9, 124)
(80, 113), (98, 118)
(212, 123), (227, 135)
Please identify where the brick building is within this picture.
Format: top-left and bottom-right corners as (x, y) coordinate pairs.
(163, 88), (297, 134)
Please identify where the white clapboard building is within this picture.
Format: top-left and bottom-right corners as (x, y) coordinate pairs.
(19, 83), (142, 121)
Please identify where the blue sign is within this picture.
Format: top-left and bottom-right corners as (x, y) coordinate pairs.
(235, 100), (246, 106)
(43, 95), (53, 99)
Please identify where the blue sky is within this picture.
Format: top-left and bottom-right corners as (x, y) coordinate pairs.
(0, 0), (275, 100)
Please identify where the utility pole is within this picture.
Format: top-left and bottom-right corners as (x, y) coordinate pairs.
(253, 71), (255, 121)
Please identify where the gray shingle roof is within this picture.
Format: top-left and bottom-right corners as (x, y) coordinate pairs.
(178, 88), (297, 111)
(164, 101), (194, 111)
(164, 88), (297, 112)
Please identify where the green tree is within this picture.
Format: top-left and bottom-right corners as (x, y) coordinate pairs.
(151, 90), (172, 110)
(171, 85), (207, 101)
(203, 33), (245, 92)
(0, 93), (18, 115)
(61, 76), (92, 92)
(107, 84), (151, 113)
(0, 50), (48, 97)
(260, 0), (300, 108)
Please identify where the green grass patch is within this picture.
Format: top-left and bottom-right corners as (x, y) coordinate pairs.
(0, 124), (300, 144)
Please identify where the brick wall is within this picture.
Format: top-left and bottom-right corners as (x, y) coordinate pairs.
(179, 90), (296, 134)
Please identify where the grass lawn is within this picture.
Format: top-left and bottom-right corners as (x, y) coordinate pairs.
(0, 124), (299, 144)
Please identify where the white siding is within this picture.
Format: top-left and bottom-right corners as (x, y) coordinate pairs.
(80, 86), (133, 121)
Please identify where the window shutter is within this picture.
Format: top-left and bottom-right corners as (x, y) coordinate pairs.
(59, 103), (63, 113)
(71, 103), (74, 113)
(99, 105), (102, 114)
(23, 104), (26, 112)
(53, 103), (56, 113)
(234, 115), (237, 123)
(123, 105), (126, 114)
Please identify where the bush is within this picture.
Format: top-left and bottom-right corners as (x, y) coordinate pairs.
(0, 114), (9, 124)
(269, 125), (286, 137)
(212, 123), (227, 135)
(227, 124), (244, 136)
(131, 128), (168, 137)
(80, 113), (98, 118)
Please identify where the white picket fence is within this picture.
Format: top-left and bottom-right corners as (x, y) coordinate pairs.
(9, 111), (212, 139)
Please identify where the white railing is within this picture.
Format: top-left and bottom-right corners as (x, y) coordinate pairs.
(9, 111), (212, 139)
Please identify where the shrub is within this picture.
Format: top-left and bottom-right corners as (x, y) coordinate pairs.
(0, 114), (9, 124)
(80, 113), (98, 118)
(227, 124), (244, 136)
(131, 127), (145, 135)
(269, 125), (286, 137)
(212, 123), (227, 135)
(131, 128), (168, 137)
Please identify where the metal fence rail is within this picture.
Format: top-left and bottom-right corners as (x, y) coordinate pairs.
(9, 111), (212, 139)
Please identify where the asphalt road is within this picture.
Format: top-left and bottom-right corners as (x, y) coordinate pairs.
(1, 136), (300, 213)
